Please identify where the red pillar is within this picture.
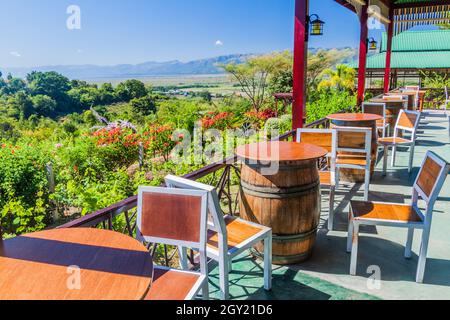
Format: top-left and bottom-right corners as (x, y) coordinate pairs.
(357, 5), (369, 106)
(383, 7), (394, 93)
(292, 0), (308, 130)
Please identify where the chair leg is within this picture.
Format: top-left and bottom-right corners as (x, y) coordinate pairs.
(347, 213), (354, 253)
(350, 223), (360, 276)
(202, 280), (210, 300)
(408, 144), (415, 174)
(383, 146), (388, 176)
(391, 145), (397, 167)
(328, 186), (335, 231)
(364, 169), (370, 201)
(178, 246), (189, 270)
(405, 228), (414, 259)
(416, 230), (431, 283)
(335, 168), (340, 189)
(263, 233), (273, 291)
(218, 254), (230, 300)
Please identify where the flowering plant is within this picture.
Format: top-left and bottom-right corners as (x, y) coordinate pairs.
(201, 111), (235, 131)
(244, 109), (277, 129)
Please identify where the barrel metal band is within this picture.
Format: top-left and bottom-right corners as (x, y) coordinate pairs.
(244, 162), (315, 171)
(241, 180), (320, 199)
(273, 228), (318, 243)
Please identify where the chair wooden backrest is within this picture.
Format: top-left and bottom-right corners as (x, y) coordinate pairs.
(297, 129), (336, 174)
(164, 175), (229, 254)
(362, 102), (387, 128)
(296, 128), (336, 157)
(137, 186), (209, 273)
(412, 151), (449, 223)
(333, 127), (372, 169)
(393, 109), (421, 142)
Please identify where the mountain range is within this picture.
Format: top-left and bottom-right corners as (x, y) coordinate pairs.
(1, 54), (252, 80)
(1, 48), (358, 80)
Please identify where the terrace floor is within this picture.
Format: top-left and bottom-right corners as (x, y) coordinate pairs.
(208, 110), (450, 300)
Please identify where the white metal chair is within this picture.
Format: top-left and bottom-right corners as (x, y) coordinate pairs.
(334, 127), (372, 201)
(378, 109), (421, 175)
(165, 175), (272, 300)
(297, 129), (337, 230)
(137, 186), (209, 300)
(347, 151), (450, 283)
(362, 102), (390, 138)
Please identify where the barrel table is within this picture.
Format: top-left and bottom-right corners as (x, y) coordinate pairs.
(370, 96), (407, 128)
(236, 141), (328, 265)
(326, 113), (382, 183)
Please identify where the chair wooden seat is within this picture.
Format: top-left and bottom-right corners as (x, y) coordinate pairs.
(351, 200), (422, 223)
(207, 216), (265, 254)
(319, 171), (332, 186)
(336, 155), (368, 166)
(348, 151), (449, 283)
(378, 137), (412, 146)
(145, 267), (204, 301)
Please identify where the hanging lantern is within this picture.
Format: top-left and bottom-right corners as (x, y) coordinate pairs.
(309, 14), (325, 36)
(368, 37), (378, 51)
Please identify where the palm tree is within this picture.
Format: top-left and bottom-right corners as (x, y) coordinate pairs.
(318, 64), (356, 92)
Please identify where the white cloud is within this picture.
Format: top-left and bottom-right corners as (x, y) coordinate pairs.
(215, 40), (223, 46)
(10, 51), (21, 57)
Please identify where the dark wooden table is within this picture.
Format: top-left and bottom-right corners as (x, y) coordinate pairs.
(237, 141), (327, 265)
(327, 113), (382, 183)
(0, 228), (153, 300)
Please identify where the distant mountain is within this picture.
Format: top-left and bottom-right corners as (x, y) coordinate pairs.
(1, 54), (253, 80)
(1, 49), (358, 81)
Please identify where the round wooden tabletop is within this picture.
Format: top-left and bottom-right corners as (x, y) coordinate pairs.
(0, 228), (153, 300)
(236, 141), (328, 162)
(326, 113), (383, 122)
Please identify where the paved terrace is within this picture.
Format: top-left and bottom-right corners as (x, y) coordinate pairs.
(209, 110), (450, 300)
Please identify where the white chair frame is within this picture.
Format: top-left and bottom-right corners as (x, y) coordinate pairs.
(382, 109), (421, 175)
(333, 127), (372, 201)
(297, 128), (337, 230)
(137, 186), (210, 300)
(362, 102), (390, 138)
(164, 175), (272, 300)
(348, 151), (450, 283)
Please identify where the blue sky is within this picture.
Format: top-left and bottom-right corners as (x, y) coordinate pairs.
(0, 0), (386, 68)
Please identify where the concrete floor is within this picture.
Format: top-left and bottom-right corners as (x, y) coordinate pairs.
(210, 110), (450, 300)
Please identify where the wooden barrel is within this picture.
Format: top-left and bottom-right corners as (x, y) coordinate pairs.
(330, 119), (379, 183)
(239, 159), (321, 265)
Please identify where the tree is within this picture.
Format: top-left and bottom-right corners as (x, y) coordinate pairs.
(115, 80), (147, 101)
(223, 52), (291, 112)
(130, 95), (156, 115)
(31, 95), (57, 117)
(27, 71), (71, 104)
(7, 92), (33, 119)
(318, 64), (356, 92)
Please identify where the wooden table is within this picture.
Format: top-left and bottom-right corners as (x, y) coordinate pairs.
(237, 141), (327, 265)
(0, 228), (153, 300)
(327, 113), (382, 183)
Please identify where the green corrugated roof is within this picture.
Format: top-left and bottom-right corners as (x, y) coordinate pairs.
(381, 30), (450, 52)
(349, 30), (450, 70)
